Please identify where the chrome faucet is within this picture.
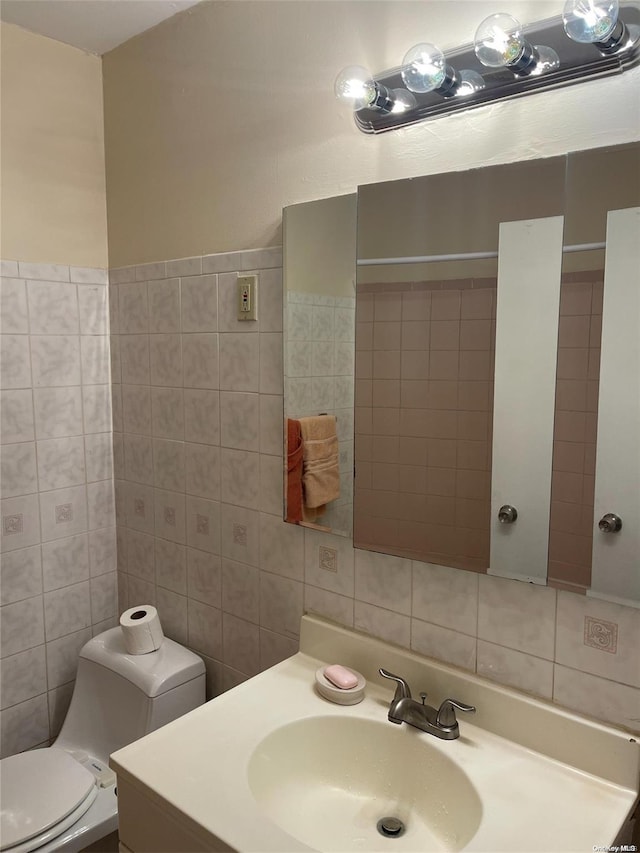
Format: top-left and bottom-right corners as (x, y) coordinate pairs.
(379, 668), (476, 740)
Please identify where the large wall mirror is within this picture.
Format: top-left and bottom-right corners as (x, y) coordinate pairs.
(283, 142), (639, 607)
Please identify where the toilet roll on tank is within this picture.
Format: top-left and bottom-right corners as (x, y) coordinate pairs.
(119, 605), (164, 654)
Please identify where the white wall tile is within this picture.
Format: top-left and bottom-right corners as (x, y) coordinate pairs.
(183, 333), (219, 389)
(42, 533), (89, 591)
(81, 336), (110, 384)
(87, 480), (115, 530)
(304, 528), (354, 597)
(122, 385), (151, 435)
(477, 640), (553, 699)
(478, 575), (556, 660)
(120, 335), (151, 385)
(82, 385), (112, 434)
(27, 282), (78, 334)
(1, 390), (35, 443)
(556, 592), (640, 688)
(84, 433), (113, 483)
(70, 268), (108, 286)
(354, 549), (412, 615)
(259, 513), (303, 581)
(0, 645), (46, 709)
(181, 275), (217, 333)
(89, 527), (117, 577)
(220, 503), (260, 566)
(259, 333), (283, 394)
(187, 598), (221, 658)
(411, 617), (477, 671)
(151, 387), (184, 439)
(553, 664), (640, 732)
(260, 571), (303, 639)
(412, 561), (479, 635)
(0, 546), (42, 605)
(124, 482), (155, 534)
(48, 682), (74, 739)
(44, 580), (91, 640)
(119, 283), (149, 333)
(149, 334), (182, 386)
(125, 529), (156, 582)
(33, 387), (82, 439)
(259, 454), (283, 516)
(222, 558), (259, 623)
(124, 433), (154, 485)
(0, 694), (49, 758)
(256, 268), (283, 333)
(167, 257), (202, 278)
(220, 391), (259, 450)
(155, 537), (187, 594)
(18, 262), (69, 282)
(90, 572), (117, 622)
(0, 261), (19, 277)
(1, 279), (28, 334)
(185, 495), (221, 555)
(184, 389), (219, 445)
(153, 488), (186, 544)
(220, 448), (259, 509)
(1, 335), (32, 390)
(153, 438), (185, 492)
(0, 595), (44, 657)
(46, 627), (91, 688)
(37, 436), (85, 491)
(222, 612), (259, 676)
(1, 442), (38, 497)
(78, 285), (108, 334)
(355, 600), (411, 648)
(148, 279), (180, 333)
(187, 548), (221, 608)
(304, 584), (354, 628)
(219, 333), (259, 391)
(259, 627), (297, 670)
(1, 493), (41, 553)
(185, 442), (220, 501)
(259, 394), (283, 456)
(136, 263), (166, 283)
(155, 587), (187, 643)
(30, 336), (80, 387)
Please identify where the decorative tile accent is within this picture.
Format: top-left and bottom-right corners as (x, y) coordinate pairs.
(584, 616), (618, 653)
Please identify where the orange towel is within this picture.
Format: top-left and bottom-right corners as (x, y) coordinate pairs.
(286, 419), (303, 523)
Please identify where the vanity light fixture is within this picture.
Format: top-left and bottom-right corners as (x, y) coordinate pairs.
(335, 1), (640, 133)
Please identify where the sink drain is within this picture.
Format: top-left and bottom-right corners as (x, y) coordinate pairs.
(376, 817), (405, 838)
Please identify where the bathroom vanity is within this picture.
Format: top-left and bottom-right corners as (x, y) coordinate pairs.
(111, 615), (639, 853)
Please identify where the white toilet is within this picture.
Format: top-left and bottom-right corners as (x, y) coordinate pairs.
(0, 626), (205, 853)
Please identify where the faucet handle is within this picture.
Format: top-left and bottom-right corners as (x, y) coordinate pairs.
(378, 668), (412, 701)
(436, 698), (476, 728)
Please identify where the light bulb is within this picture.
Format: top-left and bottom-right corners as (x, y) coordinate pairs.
(455, 70), (486, 96)
(562, 0), (619, 42)
(334, 66), (377, 110)
(474, 13), (526, 67)
(390, 89), (417, 114)
(401, 43), (447, 93)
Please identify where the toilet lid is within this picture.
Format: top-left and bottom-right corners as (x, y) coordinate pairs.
(0, 748), (96, 850)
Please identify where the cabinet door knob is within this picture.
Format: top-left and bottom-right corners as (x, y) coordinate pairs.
(598, 513), (622, 533)
(498, 505), (518, 524)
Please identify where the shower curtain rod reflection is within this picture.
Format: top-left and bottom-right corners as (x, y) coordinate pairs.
(357, 241), (606, 266)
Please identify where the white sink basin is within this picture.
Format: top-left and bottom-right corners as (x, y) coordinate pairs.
(110, 615), (640, 853)
(248, 716), (482, 851)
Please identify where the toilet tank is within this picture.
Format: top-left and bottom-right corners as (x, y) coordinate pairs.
(55, 627), (205, 764)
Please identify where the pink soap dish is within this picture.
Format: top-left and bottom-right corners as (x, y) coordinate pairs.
(315, 666), (366, 705)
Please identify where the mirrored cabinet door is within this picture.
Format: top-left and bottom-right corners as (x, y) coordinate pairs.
(489, 216), (564, 584)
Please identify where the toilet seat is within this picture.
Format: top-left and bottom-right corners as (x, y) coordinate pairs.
(0, 748), (97, 852)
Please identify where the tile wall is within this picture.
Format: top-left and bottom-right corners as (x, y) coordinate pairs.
(0, 261), (117, 758)
(353, 281), (495, 571)
(111, 248), (639, 734)
(285, 290), (355, 534)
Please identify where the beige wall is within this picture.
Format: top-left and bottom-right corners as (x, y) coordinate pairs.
(0, 23), (107, 267)
(102, 0), (640, 267)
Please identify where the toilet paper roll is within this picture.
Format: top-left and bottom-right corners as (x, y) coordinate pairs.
(120, 605), (164, 655)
